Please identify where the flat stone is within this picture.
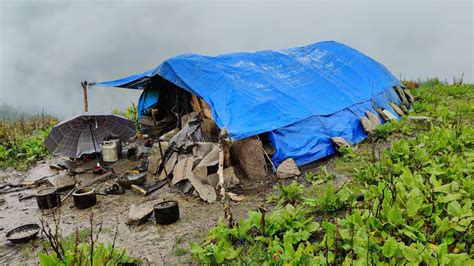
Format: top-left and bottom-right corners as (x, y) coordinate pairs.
(382, 109), (397, 121)
(390, 103), (405, 116)
(47, 173), (76, 192)
(360, 117), (374, 134)
(408, 116), (432, 124)
(403, 88), (415, 103)
(23, 164), (58, 185)
(72, 160), (97, 174)
(127, 203), (154, 225)
(50, 159), (74, 170)
(276, 158), (301, 179)
(331, 137), (351, 149)
(365, 111), (381, 126)
(206, 166), (240, 189)
(111, 159), (141, 175)
(230, 138), (267, 180)
(228, 192), (245, 202)
(394, 86), (409, 106)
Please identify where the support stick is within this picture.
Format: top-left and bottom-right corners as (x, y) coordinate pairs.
(81, 81), (88, 113)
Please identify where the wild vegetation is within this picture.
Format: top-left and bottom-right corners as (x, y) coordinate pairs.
(37, 212), (140, 266)
(190, 79), (474, 265)
(0, 114), (58, 170)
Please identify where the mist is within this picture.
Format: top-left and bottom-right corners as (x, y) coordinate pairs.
(0, 0), (472, 118)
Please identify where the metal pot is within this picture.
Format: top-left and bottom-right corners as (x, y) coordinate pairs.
(154, 200), (179, 224)
(6, 224), (41, 244)
(36, 187), (60, 209)
(73, 187), (97, 209)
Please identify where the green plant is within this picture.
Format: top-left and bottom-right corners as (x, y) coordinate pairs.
(268, 181), (305, 206)
(190, 81), (474, 265)
(305, 166), (335, 184)
(304, 182), (355, 213)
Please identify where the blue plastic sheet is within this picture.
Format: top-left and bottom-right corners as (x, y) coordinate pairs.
(95, 41), (402, 166)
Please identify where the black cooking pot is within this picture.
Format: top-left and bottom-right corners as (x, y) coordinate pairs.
(73, 187), (97, 209)
(36, 187), (60, 209)
(6, 223), (41, 244)
(154, 200), (179, 225)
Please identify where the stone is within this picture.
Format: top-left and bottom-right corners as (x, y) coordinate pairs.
(365, 111), (381, 126)
(23, 164), (57, 186)
(228, 192), (245, 202)
(360, 117), (374, 134)
(403, 88), (415, 103)
(331, 137), (351, 149)
(230, 138), (267, 179)
(389, 103), (405, 116)
(394, 86), (409, 106)
(72, 160), (97, 174)
(375, 108), (388, 122)
(127, 203), (154, 225)
(382, 109), (397, 121)
(276, 158), (301, 179)
(408, 116), (432, 122)
(47, 173), (76, 192)
(206, 166), (240, 189)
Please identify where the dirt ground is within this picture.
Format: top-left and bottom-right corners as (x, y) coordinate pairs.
(0, 160), (274, 265)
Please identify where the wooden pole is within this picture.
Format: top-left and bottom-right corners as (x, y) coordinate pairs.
(81, 81), (88, 112)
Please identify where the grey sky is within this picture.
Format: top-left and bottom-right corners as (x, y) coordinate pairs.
(0, 0), (472, 118)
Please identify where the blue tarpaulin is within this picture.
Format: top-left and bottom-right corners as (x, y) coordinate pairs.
(95, 41), (402, 166)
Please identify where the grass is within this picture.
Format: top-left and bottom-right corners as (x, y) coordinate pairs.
(0, 114), (58, 170)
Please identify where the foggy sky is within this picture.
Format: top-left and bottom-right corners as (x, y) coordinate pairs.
(0, 0), (472, 118)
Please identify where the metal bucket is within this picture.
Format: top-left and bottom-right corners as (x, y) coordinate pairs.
(108, 138), (122, 158)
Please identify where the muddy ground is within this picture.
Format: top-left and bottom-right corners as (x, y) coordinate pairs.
(0, 159), (277, 265)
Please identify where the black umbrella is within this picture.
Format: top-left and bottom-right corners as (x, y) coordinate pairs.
(44, 113), (135, 159)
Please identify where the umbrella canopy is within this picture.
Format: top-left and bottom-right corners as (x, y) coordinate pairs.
(44, 113), (135, 158)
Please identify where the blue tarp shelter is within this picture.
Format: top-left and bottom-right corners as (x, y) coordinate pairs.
(94, 41), (403, 167)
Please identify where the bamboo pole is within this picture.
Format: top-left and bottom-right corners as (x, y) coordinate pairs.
(81, 81), (88, 112)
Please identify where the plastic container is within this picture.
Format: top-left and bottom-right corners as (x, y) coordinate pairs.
(101, 141), (118, 162)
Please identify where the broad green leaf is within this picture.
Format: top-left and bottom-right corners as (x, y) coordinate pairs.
(438, 193), (462, 203)
(447, 200), (462, 217)
(382, 237), (398, 258)
(388, 206), (405, 225)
